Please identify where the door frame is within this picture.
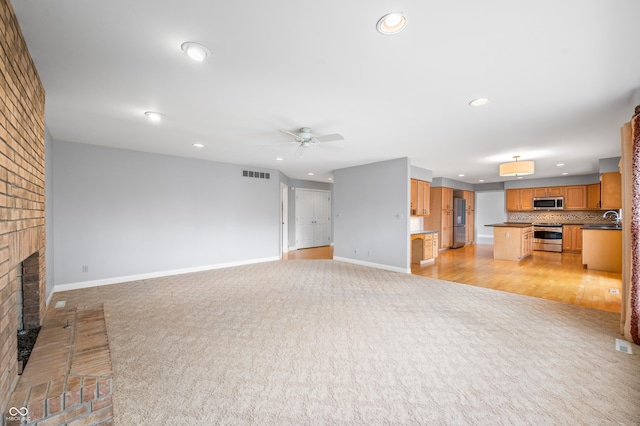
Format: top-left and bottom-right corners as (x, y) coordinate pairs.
(280, 182), (288, 256)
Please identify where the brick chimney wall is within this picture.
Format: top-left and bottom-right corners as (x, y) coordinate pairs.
(0, 0), (47, 412)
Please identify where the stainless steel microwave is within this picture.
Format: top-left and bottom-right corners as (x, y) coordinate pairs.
(533, 197), (564, 210)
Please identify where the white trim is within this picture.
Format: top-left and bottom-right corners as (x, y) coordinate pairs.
(46, 288), (55, 307)
(53, 256), (280, 293)
(289, 246), (297, 251)
(333, 256), (411, 274)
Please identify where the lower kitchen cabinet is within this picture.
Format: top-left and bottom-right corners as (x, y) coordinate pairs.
(411, 233), (439, 265)
(562, 225), (582, 253)
(582, 229), (622, 272)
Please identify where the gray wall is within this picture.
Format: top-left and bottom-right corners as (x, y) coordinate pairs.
(504, 173), (600, 189)
(475, 191), (507, 244)
(410, 165), (433, 182)
(333, 158), (410, 272)
(45, 126), (54, 301)
(52, 141), (280, 286)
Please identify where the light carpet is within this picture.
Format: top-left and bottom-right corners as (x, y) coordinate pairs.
(58, 260), (640, 425)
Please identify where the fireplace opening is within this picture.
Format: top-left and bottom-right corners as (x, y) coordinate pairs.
(16, 252), (41, 375)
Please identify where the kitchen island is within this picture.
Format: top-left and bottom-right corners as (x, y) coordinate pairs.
(485, 223), (533, 261)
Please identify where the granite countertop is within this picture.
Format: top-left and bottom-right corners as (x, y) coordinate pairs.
(485, 223), (533, 228)
(410, 230), (439, 235)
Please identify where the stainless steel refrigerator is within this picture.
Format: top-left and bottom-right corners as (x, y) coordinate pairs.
(451, 198), (466, 248)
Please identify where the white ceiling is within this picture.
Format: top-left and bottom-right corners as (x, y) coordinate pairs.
(11, 0), (640, 184)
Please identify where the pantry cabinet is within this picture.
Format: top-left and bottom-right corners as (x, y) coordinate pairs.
(424, 186), (454, 249)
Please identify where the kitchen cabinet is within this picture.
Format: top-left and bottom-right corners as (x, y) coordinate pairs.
(424, 186), (454, 249)
(490, 224), (533, 261)
(582, 228), (622, 272)
(462, 190), (475, 244)
(410, 179), (430, 216)
(533, 186), (565, 197)
(564, 186), (587, 210)
(587, 183), (601, 209)
(562, 225), (583, 252)
(411, 233), (439, 264)
(600, 172), (621, 209)
(506, 188), (534, 211)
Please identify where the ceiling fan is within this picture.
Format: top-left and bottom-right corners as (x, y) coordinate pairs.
(276, 127), (344, 156)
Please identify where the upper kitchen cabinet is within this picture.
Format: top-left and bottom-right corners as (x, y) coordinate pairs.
(410, 178), (430, 216)
(564, 185), (587, 210)
(587, 183), (601, 209)
(506, 188), (533, 211)
(600, 172), (621, 209)
(532, 186), (565, 197)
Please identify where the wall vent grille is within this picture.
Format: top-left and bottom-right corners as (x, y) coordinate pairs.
(242, 170), (270, 179)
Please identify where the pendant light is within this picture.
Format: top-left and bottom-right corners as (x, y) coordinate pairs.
(499, 155), (535, 177)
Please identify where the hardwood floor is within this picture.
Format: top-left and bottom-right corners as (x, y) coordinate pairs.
(283, 244), (622, 313)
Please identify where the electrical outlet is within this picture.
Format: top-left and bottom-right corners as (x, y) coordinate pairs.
(82, 265), (89, 273)
(55, 300), (66, 309)
(368, 250), (372, 256)
(354, 249), (358, 254)
(609, 288), (619, 294)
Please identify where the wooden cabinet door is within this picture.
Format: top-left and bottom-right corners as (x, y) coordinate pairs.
(463, 190), (474, 211)
(440, 209), (453, 248)
(601, 172), (621, 209)
(442, 187), (454, 211)
(564, 186), (587, 210)
(520, 188), (533, 210)
(547, 186), (565, 197)
(587, 183), (601, 209)
(432, 234), (439, 258)
(562, 225), (583, 252)
(506, 189), (520, 211)
(466, 210), (474, 243)
(422, 235), (433, 260)
(410, 179), (418, 215)
(418, 180), (430, 216)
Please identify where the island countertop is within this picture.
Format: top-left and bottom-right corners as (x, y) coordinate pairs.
(485, 223), (532, 228)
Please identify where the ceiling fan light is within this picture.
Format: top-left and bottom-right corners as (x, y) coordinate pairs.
(377, 13), (406, 35)
(499, 156), (535, 177)
(181, 42), (211, 62)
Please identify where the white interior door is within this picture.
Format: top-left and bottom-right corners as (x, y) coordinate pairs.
(295, 188), (331, 249)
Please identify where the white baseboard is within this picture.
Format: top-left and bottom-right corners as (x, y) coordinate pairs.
(333, 256), (411, 274)
(53, 256), (280, 293)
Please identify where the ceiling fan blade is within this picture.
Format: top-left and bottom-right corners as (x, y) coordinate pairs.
(279, 129), (302, 141)
(313, 133), (344, 143)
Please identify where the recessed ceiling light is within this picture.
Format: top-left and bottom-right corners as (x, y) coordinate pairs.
(308, 172), (315, 176)
(376, 13), (406, 35)
(276, 157), (284, 161)
(458, 174), (465, 177)
(555, 163), (565, 167)
(181, 42), (211, 62)
(144, 111), (163, 122)
(469, 98), (489, 107)
(479, 179), (485, 182)
(192, 143), (204, 148)
(328, 177), (333, 181)
(561, 172), (569, 175)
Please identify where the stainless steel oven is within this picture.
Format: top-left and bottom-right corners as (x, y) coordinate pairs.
(533, 223), (563, 252)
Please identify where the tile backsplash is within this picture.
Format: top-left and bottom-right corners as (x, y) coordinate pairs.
(410, 216), (424, 232)
(507, 210), (620, 225)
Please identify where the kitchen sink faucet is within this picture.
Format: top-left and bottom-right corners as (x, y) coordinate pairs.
(603, 210), (621, 225)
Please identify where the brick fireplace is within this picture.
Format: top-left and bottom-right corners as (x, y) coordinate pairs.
(0, 0), (47, 413)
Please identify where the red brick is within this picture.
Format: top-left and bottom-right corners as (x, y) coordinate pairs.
(91, 394), (112, 411)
